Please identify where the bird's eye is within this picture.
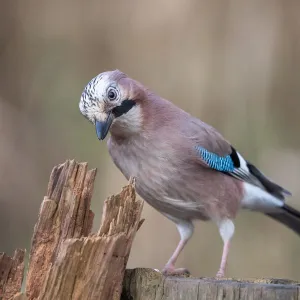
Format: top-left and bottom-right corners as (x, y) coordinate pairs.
(107, 87), (118, 101)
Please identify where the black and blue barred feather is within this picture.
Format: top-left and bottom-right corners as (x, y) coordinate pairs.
(195, 146), (235, 172)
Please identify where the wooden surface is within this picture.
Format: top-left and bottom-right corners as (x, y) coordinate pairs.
(25, 160), (97, 299)
(0, 249), (25, 300)
(22, 160), (144, 300)
(122, 268), (300, 300)
(38, 179), (143, 300)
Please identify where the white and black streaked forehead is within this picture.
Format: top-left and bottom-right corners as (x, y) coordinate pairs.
(81, 73), (110, 103)
(79, 73), (105, 118)
(81, 70), (126, 102)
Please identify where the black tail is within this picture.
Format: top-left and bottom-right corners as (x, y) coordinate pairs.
(265, 204), (300, 236)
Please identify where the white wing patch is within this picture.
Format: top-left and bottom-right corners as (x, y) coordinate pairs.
(229, 152), (263, 188)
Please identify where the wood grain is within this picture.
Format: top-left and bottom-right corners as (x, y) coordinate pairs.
(23, 160), (143, 300)
(0, 249), (25, 300)
(122, 268), (300, 300)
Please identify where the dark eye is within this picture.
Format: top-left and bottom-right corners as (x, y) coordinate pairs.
(107, 87), (118, 101)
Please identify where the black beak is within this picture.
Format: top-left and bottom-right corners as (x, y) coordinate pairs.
(95, 112), (114, 140)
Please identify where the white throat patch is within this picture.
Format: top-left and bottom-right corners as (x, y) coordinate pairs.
(111, 105), (142, 137)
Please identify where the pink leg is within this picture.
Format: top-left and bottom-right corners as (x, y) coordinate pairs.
(216, 240), (230, 278)
(162, 239), (189, 275)
(162, 220), (194, 276)
(216, 219), (235, 278)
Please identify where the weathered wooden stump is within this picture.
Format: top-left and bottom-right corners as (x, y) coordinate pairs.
(26, 160), (97, 299)
(122, 268), (300, 300)
(1, 160), (144, 300)
(25, 160), (144, 300)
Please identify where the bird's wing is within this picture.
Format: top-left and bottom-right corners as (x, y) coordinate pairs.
(185, 117), (291, 199)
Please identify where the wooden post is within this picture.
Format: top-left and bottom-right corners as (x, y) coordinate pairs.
(121, 268), (300, 300)
(37, 179), (144, 300)
(22, 160), (144, 300)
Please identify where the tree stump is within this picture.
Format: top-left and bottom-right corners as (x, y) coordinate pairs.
(25, 160), (97, 299)
(23, 160), (144, 300)
(122, 268), (300, 300)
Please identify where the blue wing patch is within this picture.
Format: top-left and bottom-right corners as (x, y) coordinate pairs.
(195, 146), (235, 172)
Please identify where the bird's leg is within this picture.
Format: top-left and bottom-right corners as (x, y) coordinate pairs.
(216, 219), (235, 278)
(163, 239), (189, 275)
(162, 220), (194, 276)
(216, 240), (230, 277)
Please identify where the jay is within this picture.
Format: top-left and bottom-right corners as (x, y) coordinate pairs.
(79, 70), (300, 277)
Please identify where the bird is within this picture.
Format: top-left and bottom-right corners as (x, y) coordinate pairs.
(79, 69), (300, 278)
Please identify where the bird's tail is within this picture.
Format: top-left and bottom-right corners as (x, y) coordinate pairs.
(247, 162), (291, 199)
(265, 204), (300, 236)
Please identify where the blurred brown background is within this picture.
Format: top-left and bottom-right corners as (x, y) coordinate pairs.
(1, 0), (300, 280)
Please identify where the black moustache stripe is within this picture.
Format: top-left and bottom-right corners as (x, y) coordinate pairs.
(112, 100), (136, 118)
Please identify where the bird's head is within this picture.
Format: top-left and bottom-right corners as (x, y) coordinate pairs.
(79, 70), (145, 140)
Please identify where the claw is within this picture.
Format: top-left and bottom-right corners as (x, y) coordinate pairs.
(162, 264), (190, 276)
(216, 270), (225, 278)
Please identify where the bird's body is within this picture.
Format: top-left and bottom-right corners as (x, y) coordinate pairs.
(79, 70), (300, 277)
(108, 95), (243, 222)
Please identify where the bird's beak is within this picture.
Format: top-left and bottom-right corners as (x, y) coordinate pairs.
(95, 112), (114, 140)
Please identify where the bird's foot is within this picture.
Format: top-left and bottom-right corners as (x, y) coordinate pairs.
(216, 269), (225, 278)
(161, 264), (190, 276)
